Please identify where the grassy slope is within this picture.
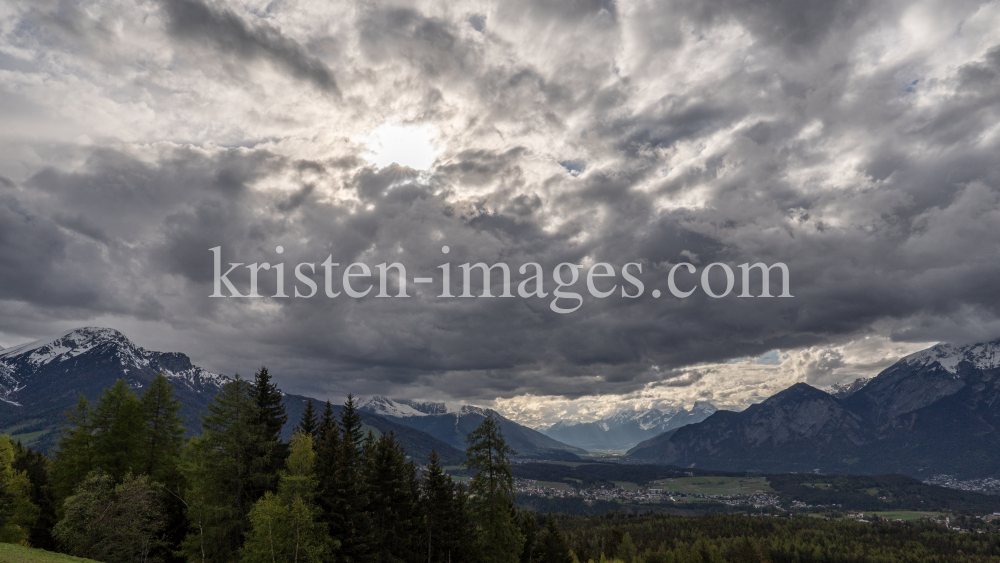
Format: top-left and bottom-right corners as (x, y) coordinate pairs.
(0, 543), (101, 563)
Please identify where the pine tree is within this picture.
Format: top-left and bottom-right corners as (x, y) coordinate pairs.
(253, 366), (288, 442)
(298, 400), (319, 438)
(535, 516), (573, 563)
(341, 395), (365, 454)
(180, 375), (268, 563)
(252, 366), (288, 497)
(423, 449), (468, 563)
(138, 373), (186, 484)
(51, 395), (95, 510)
(319, 401), (336, 442)
(463, 414), (524, 563)
(315, 402), (344, 562)
(90, 379), (144, 482)
(518, 512), (539, 563)
(334, 395), (375, 563)
(365, 431), (422, 563)
(138, 373), (188, 557)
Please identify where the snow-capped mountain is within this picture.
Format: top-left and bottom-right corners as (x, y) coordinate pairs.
(0, 327), (227, 406)
(826, 377), (872, 399)
(0, 328), (466, 464)
(356, 395), (586, 459)
(902, 341), (1000, 374)
(628, 338), (1000, 479)
(541, 402), (718, 451)
(0, 327), (230, 452)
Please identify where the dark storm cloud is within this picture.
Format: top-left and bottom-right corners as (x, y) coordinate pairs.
(3, 0), (1000, 406)
(159, 0), (341, 96)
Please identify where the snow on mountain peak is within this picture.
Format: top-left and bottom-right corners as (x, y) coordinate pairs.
(0, 327), (131, 366)
(355, 396), (429, 418)
(692, 401), (718, 413)
(902, 340), (1000, 374)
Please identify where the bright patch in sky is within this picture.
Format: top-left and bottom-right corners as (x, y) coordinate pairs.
(365, 124), (440, 170)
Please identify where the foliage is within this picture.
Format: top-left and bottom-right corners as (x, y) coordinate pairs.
(242, 435), (332, 563)
(52, 470), (167, 563)
(297, 400), (319, 438)
(12, 440), (57, 549)
(464, 413), (524, 563)
(180, 374), (270, 563)
(0, 434), (39, 544)
(536, 515), (574, 563)
(557, 512), (1000, 563)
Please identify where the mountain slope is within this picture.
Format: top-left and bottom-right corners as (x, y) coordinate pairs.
(628, 340), (1000, 479)
(543, 402), (717, 451)
(0, 328), (463, 464)
(0, 327), (227, 452)
(356, 396), (587, 459)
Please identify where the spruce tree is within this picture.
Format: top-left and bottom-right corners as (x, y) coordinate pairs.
(138, 373), (187, 556)
(298, 400), (319, 438)
(340, 395), (365, 454)
(518, 512), (539, 563)
(90, 379), (144, 481)
(463, 414), (524, 563)
(180, 374), (267, 562)
(319, 401), (336, 442)
(330, 395), (374, 563)
(252, 366), (288, 497)
(51, 395), (94, 511)
(252, 366), (288, 441)
(365, 431), (422, 563)
(535, 516), (573, 563)
(315, 401), (344, 562)
(138, 373), (186, 483)
(423, 449), (468, 563)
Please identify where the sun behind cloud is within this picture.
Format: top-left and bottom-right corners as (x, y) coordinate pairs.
(364, 123), (441, 170)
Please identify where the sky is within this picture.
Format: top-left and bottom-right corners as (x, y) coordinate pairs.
(1, 0), (999, 426)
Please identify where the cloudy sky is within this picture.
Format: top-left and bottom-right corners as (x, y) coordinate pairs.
(2, 0), (999, 425)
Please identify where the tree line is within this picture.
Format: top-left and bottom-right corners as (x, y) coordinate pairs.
(0, 368), (576, 563)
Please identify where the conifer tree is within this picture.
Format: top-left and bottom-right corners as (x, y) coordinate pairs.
(51, 395), (95, 509)
(333, 395), (375, 563)
(319, 401), (336, 442)
(315, 401), (344, 562)
(463, 414), (524, 563)
(180, 375), (267, 562)
(298, 400), (319, 438)
(91, 379), (144, 482)
(423, 449), (468, 563)
(138, 373), (186, 484)
(535, 516), (573, 563)
(518, 512), (539, 563)
(365, 431), (422, 563)
(252, 366), (288, 496)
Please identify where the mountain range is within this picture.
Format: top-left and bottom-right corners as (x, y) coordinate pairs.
(0, 327), (587, 464)
(539, 402), (718, 451)
(355, 396), (587, 460)
(0, 328), (466, 464)
(628, 341), (1000, 479)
